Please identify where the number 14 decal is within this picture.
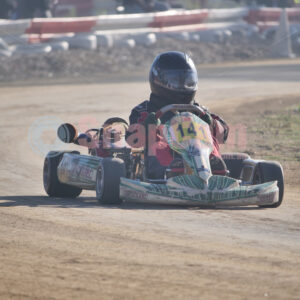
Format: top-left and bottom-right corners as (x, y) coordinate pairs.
(176, 122), (209, 142)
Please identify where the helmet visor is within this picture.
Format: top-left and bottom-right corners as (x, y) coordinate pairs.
(154, 69), (198, 93)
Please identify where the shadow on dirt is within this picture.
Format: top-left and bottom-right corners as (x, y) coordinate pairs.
(0, 195), (262, 210)
(0, 195), (98, 208)
(0, 195), (188, 210)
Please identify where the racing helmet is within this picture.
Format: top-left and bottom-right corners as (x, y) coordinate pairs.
(149, 51), (198, 105)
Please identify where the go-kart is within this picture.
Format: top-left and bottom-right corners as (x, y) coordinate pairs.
(43, 104), (284, 207)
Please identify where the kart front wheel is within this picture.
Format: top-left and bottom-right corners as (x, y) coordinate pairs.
(43, 151), (82, 198)
(96, 158), (126, 205)
(253, 161), (284, 208)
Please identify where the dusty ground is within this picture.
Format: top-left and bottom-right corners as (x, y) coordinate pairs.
(0, 60), (299, 299)
(0, 37), (277, 82)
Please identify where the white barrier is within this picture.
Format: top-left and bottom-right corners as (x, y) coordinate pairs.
(95, 12), (153, 29)
(0, 19), (30, 36)
(96, 33), (114, 48)
(49, 41), (69, 51)
(0, 7), (299, 54)
(1, 7), (300, 38)
(67, 34), (97, 50)
(133, 33), (157, 46)
(207, 8), (249, 22)
(14, 43), (52, 55)
(92, 21), (239, 48)
(0, 8), (248, 37)
(1, 34), (28, 45)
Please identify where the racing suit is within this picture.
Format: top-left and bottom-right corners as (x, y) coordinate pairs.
(129, 93), (229, 179)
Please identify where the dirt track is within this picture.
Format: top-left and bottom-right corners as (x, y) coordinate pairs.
(0, 61), (300, 299)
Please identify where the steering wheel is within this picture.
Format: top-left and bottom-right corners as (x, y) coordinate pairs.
(155, 104), (205, 121)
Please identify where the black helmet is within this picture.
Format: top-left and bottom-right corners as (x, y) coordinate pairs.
(149, 51), (198, 105)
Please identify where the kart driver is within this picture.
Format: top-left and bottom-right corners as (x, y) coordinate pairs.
(129, 51), (229, 179)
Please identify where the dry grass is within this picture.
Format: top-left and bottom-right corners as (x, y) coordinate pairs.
(220, 97), (300, 186)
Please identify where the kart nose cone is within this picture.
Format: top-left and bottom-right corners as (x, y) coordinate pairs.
(198, 168), (211, 185)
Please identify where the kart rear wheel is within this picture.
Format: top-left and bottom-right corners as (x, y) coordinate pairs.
(96, 158), (126, 205)
(253, 161), (284, 208)
(43, 151), (82, 198)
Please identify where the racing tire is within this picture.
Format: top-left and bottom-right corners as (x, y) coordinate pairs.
(43, 151), (82, 198)
(96, 158), (126, 205)
(253, 161), (284, 208)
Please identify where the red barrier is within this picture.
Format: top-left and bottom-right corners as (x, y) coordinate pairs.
(26, 18), (97, 34)
(245, 8), (300, 24)
(4, 7), (300, 44)
(150, 11), (208, 28)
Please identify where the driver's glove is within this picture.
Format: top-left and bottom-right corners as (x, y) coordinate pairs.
(195, 103), (212, 125)
(201, 111), (212, 126)
(144, 112), (161, 127)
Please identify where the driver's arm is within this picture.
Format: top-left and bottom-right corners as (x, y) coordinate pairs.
(195, 102), (229, 144)
(193, 102), (212, 125)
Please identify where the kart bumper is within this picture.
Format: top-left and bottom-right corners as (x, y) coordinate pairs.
(120, 175), (279, 207)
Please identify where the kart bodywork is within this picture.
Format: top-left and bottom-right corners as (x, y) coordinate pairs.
(43, 104), (284, 207)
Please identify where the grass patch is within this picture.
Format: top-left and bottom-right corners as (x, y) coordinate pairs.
(222, 102), (300, 186)
(248, 106), (300, 162)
